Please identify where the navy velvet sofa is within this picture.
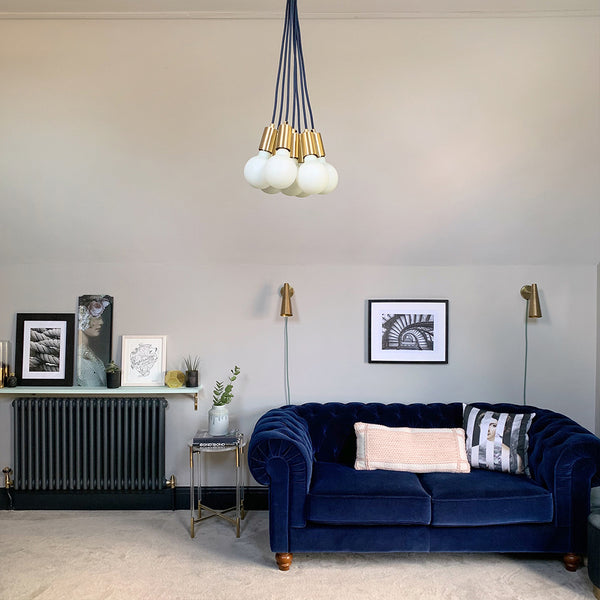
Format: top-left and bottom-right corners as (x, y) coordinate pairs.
(248, 402), (600, 571)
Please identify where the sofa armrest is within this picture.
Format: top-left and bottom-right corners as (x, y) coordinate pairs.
(248, 407), (314, 551)
(528, 412), (600, 550)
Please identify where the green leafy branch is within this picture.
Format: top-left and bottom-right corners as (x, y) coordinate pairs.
(212, 365), (241, 406)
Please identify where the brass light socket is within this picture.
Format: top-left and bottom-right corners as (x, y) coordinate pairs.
(314, 131), (326, 157)
(275, 122), (293, 151)
(520, 283), (542, 318)
(258, 124), (277, 154)
(300, 129), (318, 158)
(280, 283), (294, 317)
(290, 130), (300, 160)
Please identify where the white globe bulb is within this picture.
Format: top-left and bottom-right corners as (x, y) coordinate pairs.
(297, 155), (328, 195)
(281, 180), (302, 196)
(264, 149), (298, 190)
(261, 186), (279, 194)
(243, 150), (271, 189)
(320, 162), (339, 194)
(281, 162), (302, 196)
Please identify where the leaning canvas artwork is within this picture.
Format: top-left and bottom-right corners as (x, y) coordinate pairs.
(76, 295), (113, 387)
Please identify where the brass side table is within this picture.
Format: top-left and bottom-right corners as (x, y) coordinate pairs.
(189, 430), (246, 538)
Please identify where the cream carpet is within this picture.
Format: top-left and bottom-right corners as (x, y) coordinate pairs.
(0, 509), (594, 600)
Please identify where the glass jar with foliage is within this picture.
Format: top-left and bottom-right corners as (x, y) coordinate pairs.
(208, 366), (240, 435)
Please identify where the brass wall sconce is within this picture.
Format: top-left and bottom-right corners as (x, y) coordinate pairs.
(520, 283), (542, 405)
(280, 283), (294, 405)
(520, 284), (542, 319)
(280, 283), (294, 318)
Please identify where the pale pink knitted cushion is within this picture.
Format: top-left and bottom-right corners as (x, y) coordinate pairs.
(354, 423), (470, 473)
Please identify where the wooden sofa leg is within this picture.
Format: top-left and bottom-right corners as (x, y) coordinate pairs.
(276, 553), (293, 571)
(563, 553), (582, 571)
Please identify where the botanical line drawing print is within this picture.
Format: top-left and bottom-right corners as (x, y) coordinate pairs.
(129, 343), (159, 377)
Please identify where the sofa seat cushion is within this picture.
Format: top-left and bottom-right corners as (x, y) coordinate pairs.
(419, 470), (553, 526)
(307, 461), (431, 525)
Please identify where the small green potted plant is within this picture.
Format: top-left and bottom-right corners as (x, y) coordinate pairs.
(105, 361), (121, 389)
(183, 355), (200, 388)
(209, 365), (240, 435)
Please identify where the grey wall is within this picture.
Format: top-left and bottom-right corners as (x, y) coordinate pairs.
(0, 263), (596, 485)
(0, 14), (598, 486)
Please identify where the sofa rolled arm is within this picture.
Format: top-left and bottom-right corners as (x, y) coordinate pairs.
(248, 407), (314, 548)
(527, 412), (600, 551)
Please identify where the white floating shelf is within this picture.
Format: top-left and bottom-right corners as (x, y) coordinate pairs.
(0, 385), (204, 408)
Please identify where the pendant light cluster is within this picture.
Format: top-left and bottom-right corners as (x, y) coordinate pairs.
(244, 0), (338, 197)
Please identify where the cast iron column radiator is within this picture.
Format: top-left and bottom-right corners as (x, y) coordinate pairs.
(12, 398), (168, 491)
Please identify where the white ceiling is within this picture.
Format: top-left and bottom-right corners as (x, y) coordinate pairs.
(0, 0), (598, 18)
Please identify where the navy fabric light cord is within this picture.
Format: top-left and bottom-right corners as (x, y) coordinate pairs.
(270, 0), (315, 132)
(271, 0), (290, 124)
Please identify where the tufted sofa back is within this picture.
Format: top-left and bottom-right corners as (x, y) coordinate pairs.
(277, 401), (582, 479)
(293, 402), (464, 465)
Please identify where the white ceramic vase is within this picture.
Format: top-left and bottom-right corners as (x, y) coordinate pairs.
(208, 404), (229, 436)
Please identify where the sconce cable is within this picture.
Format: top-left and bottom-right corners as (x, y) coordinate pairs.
(284, 316), (291, 405)
(523, 301), (529, 406)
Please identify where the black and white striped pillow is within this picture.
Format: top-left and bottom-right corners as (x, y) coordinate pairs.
(463, 405), (535, 476)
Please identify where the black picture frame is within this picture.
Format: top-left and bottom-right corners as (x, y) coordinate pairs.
(368, 299), (449, 364)
(15, 313), (75, 386)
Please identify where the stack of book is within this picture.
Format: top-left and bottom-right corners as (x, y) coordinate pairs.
(192, 430), (241, 447)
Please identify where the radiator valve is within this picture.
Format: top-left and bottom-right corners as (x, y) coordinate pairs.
(2, 467), (13, 489)
(165, 474), (176, 489)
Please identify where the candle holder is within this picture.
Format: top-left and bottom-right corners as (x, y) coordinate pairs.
(0, 340), (11, 388)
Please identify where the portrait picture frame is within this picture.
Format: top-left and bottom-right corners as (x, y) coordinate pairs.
(368, 299), (448, 364)
(121, 335), (167, 386)
(15, 313), (76, 386)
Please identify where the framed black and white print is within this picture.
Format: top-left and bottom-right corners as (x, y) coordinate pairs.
(15, 313), (76, 386)
(368, 300), (448, 364)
